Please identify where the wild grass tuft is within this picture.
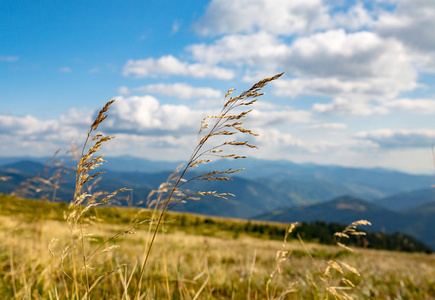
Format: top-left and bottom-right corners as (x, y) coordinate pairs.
(58, 99), (134, 298)
(134, 72), (284, 298)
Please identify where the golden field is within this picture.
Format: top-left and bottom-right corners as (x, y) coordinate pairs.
(0, 195), (434, 299)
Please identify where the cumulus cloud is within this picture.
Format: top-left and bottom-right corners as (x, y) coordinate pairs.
(285, 30), (414, 81)
(0, 107), (93, 145)
(274, 76), (414, 101)
(100, 95), (311, 137)
(120, 5), (424, 121)
(254, 128), (307, 149)
(356, 129), (435, 148)
(0, 103), (197, 158)
(195, 0), (378, 37)
(306, 122), (347, 130)
(191, 29), (409, 77)
(187, 1), (427, 120)
(59, 108), (94, 127)
(187, 0), (430, 120)
(118, 86), (130, 95)
(122, 55), (234, 79)
(192, 29), (417, 101)
(0, 115), (58, 136)
(375, 0), (435, 71)
(312, 97), (389, 116)
(251, 128), (377, 160)
(0, 94), (312, 158)
(265, 29), (417, 115)
(384, 98), (435, 114)
(131, 83), (223, 100)
(101, 133), (195, 158)
(91, 98), (313, 158)
(329, 2), (374, 30)
(189, 31), (289, 69)
(194, 0), (330, 36)
(101, 96), (205, 136)
(249, 108), (312, 126)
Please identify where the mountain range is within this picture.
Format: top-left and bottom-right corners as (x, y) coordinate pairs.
(1, 156), (435, 249)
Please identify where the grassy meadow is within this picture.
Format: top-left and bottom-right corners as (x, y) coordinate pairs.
(0, 194), (434, 299)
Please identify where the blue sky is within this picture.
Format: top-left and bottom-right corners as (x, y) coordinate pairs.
(1, 0), (435, 174)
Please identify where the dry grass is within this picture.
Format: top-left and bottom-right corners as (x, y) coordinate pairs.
(0, 213), (434, 299)
(133, 73), (285, 298)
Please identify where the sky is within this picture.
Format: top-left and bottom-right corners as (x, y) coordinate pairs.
(1, 0), (435, 174)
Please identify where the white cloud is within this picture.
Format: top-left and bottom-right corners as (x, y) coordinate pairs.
(194, 0), (381, 37)
(385, 98), (435, 114)
(273, 76), (415, 100)
(189, 31), (289, 69)
(252, 101), (279, 110)
(0, 108), (91, 146)
(0, 55), (19, 62)
(0, 105), (99, 156)
(191, 29), (417, 102)
(0, 93), (312, 159)
(254, 128), (307, 149)
(0, 115), (58, 136)
(59, 67), (72, 73)
(102, 96), (205, 135)
(329, 3), (374, 30)
(194, 0), (380, 38)
(122, 55), (235, 79)
(285, 30), (415, 83)
(249, 108), (312, 126)
(268, 29), (418, 116)
(101, 95), (311, 137)
(312, 97), (389, 116)
(356, 128), (435, 148)
(375, 0), (435, 71)
(306, 122), (347, 130)
(118, 86), (130, 95)
(59, 108), (94, 127)
(0, 135), (65, 157)
(185, 3), (428, 119)
(102, 132), (194, 154)
(132, 83), (223, 100)
(194, 0), (330, 36)
(251, 128), (376, 160)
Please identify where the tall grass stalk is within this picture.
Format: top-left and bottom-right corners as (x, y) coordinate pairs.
(133, 72), (284, 298)
(62, 100), (132, 298)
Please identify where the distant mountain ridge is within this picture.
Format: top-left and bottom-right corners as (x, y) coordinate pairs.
(1, 156), (435, 210)
(254, 196), (435, 250)
(2, 157), (435, 249)
(376, 188), (435, 211)
(1, 155), (434, 193)
(254, 196), (401, 230)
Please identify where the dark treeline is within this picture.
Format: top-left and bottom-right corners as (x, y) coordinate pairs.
(176, 215), (432, 254)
